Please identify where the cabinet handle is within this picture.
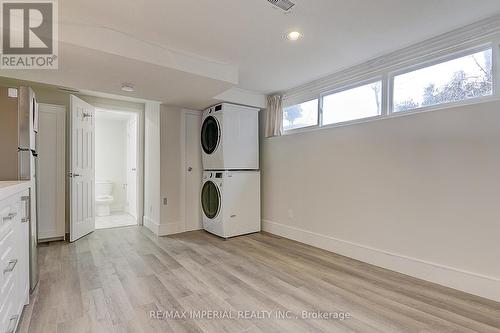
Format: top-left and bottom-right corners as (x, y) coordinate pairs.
(2, 212), (17, 221)
(5, 315), (19, 333)
(23, 193), (31, 224)
(3, 259), (17, 274)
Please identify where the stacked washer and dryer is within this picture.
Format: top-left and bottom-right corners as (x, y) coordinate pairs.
(200, 103), (261, 238)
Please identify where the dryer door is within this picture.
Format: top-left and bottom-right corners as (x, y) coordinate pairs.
(201, 180), (221, 219)
(201, 116), (220, 155)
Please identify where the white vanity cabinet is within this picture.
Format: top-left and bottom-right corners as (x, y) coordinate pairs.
(0, 183), (30, 333)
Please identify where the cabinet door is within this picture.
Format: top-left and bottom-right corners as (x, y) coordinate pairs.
(0, 196), (19, 333)
(38, 104), (66, 241)
(0, 198), (10, 294)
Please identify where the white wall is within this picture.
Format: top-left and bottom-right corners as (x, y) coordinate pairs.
(143, 102), (161, 233)
(95, 116), (127, 211)
(260, 100), (500, 302)
(146, 104), (201, 236)
(159, 105), (183, 234)
(128, 101), (186, 236)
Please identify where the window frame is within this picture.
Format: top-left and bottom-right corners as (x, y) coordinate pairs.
(282, 98), (320, 133)
(320, 78), (384, 128)
(281, 40), (500, 136)
(388, 44), (495, 115)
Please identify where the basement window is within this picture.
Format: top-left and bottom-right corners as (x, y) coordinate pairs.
(283, 99), (319, 131)
(393, 48), (493, 112)
(322, 81), (382, 125)
(281, 42), (498, 135)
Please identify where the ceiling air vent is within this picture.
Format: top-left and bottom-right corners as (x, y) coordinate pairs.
(267, 0), (295, 12)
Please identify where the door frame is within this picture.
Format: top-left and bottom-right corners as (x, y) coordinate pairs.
(38, 103), (66, 241)
(125, 117), (138, 220)
(180, 109), (203, 232)
(92, 103), (145, 226)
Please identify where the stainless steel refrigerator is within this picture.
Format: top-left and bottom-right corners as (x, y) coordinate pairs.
(0, 86), (39, 292)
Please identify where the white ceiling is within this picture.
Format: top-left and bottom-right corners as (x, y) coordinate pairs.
(3, 0), (500, 108)
(2, 43), (234, 109)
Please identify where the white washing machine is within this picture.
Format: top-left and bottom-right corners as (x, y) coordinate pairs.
(201, 103), (260, 170)
(201, 170), (261, 238)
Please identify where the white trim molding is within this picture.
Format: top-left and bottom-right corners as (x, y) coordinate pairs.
(144, 216), (186, 236)
(283, 13), (500, 106)
(262, 220), (500, 302)
(159, 221), (185, 236)
(143, 216), (160, 235)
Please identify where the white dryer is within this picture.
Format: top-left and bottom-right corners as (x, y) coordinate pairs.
(201, 170), (260, 238)
(201, 103), (260, 170)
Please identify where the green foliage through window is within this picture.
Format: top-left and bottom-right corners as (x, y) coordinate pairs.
(394, 49), (492, 112)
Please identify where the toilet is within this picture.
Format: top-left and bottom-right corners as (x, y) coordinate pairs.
(95, 181), (114, 217)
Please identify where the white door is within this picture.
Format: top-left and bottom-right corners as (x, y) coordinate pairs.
(38, 104), (65, 241)
(185, 111), (203, 231)
(126, 118), (137, 220)
(70, 95), (95, 242)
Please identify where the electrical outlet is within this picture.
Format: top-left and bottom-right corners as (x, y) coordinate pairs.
(163, 197), (168, 205)
(287, 209), (294, 220)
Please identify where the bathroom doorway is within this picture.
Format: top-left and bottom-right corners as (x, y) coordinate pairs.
(95, 109), (138, 229)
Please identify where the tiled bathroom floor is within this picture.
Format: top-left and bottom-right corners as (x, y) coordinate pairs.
(95, 212), (137, 229)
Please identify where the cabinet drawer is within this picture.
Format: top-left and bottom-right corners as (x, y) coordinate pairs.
(0, 198), (11, 243)
(0, 196), (19, 243)
(0, 274), (16, 333)
(0, 190), (28, 333)
(0, 228), (16, 300)
(0, 194), (11, 215)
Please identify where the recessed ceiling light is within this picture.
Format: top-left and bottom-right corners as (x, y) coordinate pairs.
(286, 31), (302, 41)
(121, 82), (134, 92)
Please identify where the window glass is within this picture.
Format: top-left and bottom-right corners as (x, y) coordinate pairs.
(323, 81), (382, 125)
(393, 49), (492, 112)
(201, 116), (220, 154)
(283, 99), (318, 131)
(201, 181), (220, 219)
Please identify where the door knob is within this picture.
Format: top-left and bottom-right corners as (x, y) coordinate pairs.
(187, 167), (193, 172)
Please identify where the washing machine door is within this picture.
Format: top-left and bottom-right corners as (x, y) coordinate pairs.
(201, 116), (220, 155)
(201, 180), (221, 219)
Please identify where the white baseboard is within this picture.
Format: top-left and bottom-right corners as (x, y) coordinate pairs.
(158, 221), (185, 236)
(143, 216), (160, 235)
(38, 229), (64, 241)
(262, 219), (500, 302)
(143, 217), (187, 236)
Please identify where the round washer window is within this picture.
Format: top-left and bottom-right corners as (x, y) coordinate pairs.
(201, 181), (220, 219)
(201, 116), (220, 154)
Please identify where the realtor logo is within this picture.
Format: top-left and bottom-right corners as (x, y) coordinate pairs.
(1, 0), (58, 68)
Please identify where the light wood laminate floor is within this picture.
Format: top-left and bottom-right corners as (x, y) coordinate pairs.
(19, 226), (500, 333)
